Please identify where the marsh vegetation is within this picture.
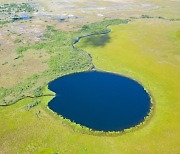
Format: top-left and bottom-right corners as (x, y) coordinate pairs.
(0, 3), (36, 24)
(0, 0), (180, 153)
(0, 19), (128, 105)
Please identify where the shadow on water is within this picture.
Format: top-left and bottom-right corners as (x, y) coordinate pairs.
(84, 34), (111, 47)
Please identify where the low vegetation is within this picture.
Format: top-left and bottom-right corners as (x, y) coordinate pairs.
(76, 19), (180, 153)
(129, 14), (180, 21)
(0, 0), (180, 153)
(0, 3), (36, 14)
(0, 2), (37, 25)
(27, 99), (41, 110)
(0, 19), (128, 105)
(14, 39), (21, 44)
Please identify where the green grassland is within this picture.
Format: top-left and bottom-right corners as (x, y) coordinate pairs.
(76, 19), (180, 153)
(0, 18), (180, 153)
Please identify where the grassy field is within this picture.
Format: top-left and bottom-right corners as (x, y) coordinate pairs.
(0, 0), (180, 153)
(0, 18), (180, 153)
(76, 19), (180, 153)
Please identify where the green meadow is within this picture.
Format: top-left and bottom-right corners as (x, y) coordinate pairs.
(76, 19), (180, 153)
(0, 18), (180, 153)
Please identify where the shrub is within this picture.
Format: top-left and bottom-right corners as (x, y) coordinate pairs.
(14, 39), (21, 44)
(16, 46), (29, 54)
(27, 99), (41, 110)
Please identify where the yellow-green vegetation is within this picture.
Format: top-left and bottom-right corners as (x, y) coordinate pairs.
(0, 18), (180, 153)
(76, 19), (180, 153)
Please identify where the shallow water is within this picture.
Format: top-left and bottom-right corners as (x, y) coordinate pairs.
(48, 71), (150, 132)
(12, 14), (32, 22)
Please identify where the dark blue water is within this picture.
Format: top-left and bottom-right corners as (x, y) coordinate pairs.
(48, 71), (150, 132)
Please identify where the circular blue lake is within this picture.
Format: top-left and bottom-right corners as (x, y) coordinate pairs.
(48, 71), (151, 132)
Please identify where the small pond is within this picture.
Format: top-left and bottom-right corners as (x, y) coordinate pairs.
(48, 71), (151, 132)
